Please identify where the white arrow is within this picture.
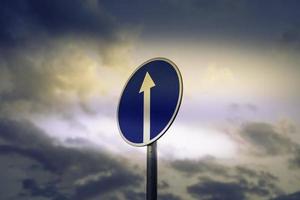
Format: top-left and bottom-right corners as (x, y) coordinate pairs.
(139, 72), (156, 143)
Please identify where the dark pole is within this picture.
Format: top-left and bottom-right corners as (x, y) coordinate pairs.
(147, 141), (157, 200)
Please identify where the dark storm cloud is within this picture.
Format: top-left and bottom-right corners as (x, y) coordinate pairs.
(123, 190), (145, 200)
(20, 178), (68, 200)
(0, 119), (117, 174)
(73, 170), (142, 200)
(273, 191), (300, 200)
(170, 158), (282, 199)
(240, 122), (297, 155)
(289, 148), (300, 169)
(170, 157), (227, 176)
(236, 166), (278, 182)
(158, 180), (170, 189)
(123, 190), (182, 200)
(233, 166), (281, 196)
(187, 179), (246, 200)
(0, 0), (133, 118)
(279, 26), (300, 50)
(0, 118), (52, 148)
(101, 0), (300, 42)
(187, 175), (281, 200)
(0, 0), (116, 49)
(171, 158), (279, 183)
(159, 193), (182, 200)
(0, 119), (143, 199)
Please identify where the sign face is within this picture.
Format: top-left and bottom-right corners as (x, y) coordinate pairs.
(118, 58), (183, 146)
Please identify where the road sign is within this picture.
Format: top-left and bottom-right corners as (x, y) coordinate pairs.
(118, 58), (183, 146)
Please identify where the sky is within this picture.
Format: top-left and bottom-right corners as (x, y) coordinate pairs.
(0, 0), (300, 199)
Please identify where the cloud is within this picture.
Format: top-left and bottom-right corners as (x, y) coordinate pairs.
(234, 166), (278, 182)
(0, 43), (104, 117)
(101, 0), (249, 34)
(279, 26), (300, 51)
(277, 118), (297, 135)
(73, 169), (142, 200)
(123, 190), (145, 200)
(187, 179), (247, 200)
(20, 178), (68, 200)
(226, 103), (258, 124)
(0, 119), (143, 199)
(100, 0), (300, 46)
(0, 0), (137, 120)
(239, 122), (297, 155)
(170, 158), (282, 199)
(187, 173), (281, 200)
(273, 191), (300, 200)
(170, 157), (279, 183)
(170, 157), (227, 177)
(158, 180), (170, 190)
(0, 0), (117, 48)
(123, 190), (182, 200)
(0, 36), (135, 119)
(289, 148), (300, 169)
(159, 193), (182, 200)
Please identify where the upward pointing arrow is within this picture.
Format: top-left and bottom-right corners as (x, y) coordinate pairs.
(139, 72), (156, 143)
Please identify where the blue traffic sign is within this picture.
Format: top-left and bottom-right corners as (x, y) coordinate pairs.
(117, 58), (183, 146)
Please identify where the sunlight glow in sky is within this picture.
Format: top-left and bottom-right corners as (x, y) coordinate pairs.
(27, 39), (300, 163)
(21, 41), (293, 165)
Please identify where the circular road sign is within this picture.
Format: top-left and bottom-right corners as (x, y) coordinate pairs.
(117, 58), (183, 146)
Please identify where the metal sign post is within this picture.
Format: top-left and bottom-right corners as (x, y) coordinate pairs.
(117, 58), (183, 200)
(147, 142), (157, 200)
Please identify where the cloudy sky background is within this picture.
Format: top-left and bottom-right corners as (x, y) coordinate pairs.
(1, 0), (300, 199)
